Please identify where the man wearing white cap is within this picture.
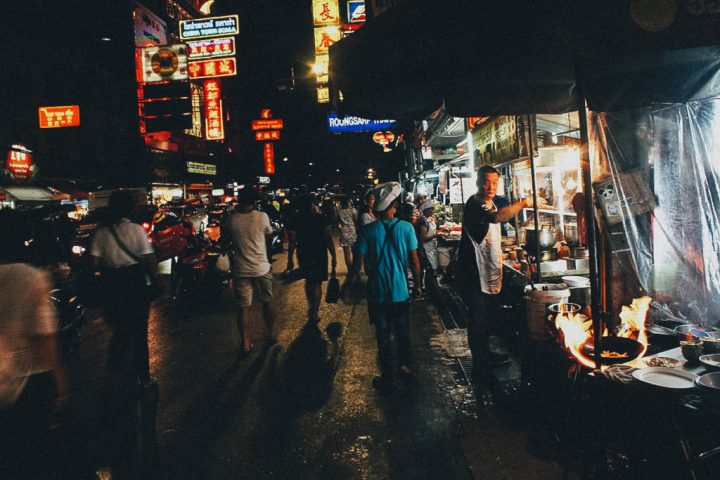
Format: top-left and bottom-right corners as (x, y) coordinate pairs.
(357, 182), (422, 394)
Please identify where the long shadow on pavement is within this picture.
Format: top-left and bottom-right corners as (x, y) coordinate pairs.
(159, 349), (269, 479)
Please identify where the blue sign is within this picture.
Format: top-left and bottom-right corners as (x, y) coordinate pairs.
(347, 1), (366, 23)
(327, 113), (396, 133)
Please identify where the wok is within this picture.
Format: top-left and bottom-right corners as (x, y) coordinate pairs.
(580, 336), (644, 365)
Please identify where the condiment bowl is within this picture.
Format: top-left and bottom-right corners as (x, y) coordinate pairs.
(699, 354), (720, 371)
(680, 340), (704, 364)
(700, 336), (720, 354)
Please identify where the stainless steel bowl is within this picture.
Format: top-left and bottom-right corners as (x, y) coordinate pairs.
(524, 226), (556, 251)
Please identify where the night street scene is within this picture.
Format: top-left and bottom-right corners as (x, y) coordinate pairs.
(3, 1), (720, 479)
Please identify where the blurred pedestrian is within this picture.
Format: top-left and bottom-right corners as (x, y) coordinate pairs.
(0, 208), (68, 479)
(357, 182), (422, 395)
(295, 194), (333, 324)
(91, 190), (157, 384)
(281, 196), (299, 273)
(321, 196), (338, 275)
(336, 197), (358, 277)
(359, 189), (377, 227)
(224, 189), (276, 355)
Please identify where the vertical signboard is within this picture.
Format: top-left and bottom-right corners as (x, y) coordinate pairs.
(263, 143), (275, 174)
(314, 26), (342, 54)
(203, 79), (224, 140)
(134, 1), (167, 47)
(312, 0), (341, 26)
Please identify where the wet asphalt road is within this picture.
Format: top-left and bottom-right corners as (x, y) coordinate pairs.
(62, 251), (476, 479)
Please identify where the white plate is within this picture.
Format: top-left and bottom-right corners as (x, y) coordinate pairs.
(562, 275), (590, 287)
(632, 367), (698, 389)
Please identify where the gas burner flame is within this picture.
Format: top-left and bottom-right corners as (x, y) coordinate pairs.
(554, 296), (652, 369)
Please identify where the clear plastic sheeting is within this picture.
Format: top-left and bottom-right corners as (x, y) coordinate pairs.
(589, 100), (720, 326)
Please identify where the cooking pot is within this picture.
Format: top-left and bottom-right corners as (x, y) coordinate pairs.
(564, 224), (580, 247)
(580, 336), (644, 365)
(524, 225), (556, 251)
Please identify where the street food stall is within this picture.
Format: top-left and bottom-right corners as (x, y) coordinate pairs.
(331, 0), (720, 475)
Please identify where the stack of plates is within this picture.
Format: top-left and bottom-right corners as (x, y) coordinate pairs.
(632, 367), (698, 389)
(695, 372), (720, 391)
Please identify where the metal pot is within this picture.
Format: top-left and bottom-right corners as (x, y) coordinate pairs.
(564, 224), (580, 247)
(524, 225), (556, 251)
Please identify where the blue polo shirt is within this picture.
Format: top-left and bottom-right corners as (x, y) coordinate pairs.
(357, 218), (418, 303)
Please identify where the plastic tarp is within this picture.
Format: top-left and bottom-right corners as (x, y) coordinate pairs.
(589, 97), (720, 326)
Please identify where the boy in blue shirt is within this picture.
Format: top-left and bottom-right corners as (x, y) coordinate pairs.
(357, 182), (421, 394)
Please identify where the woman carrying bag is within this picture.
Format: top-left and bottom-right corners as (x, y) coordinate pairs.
(91, 190), (158, 384)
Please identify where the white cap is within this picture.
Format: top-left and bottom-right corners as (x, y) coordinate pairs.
(373, 182), (402, 212)
(419, 199), (435, 212)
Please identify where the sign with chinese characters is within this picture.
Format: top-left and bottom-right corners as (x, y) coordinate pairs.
(188, 57), (236, 79)
(317, 86), (330, 104)
(372, 131), (396, 145)
(255, 131), (281, 141)
(347, 1), (366, 23)
(314, 26), (342, 54)
(203, 79), (224, 140)
(327, 113), (395, 133)
(314, 54), (329, 82)
(251, 119), (284, 131)
(472, 115), (518, 166)
(5, 147), (34, 183)
(38, 105), (81, 129)
(139, 44), (189, 83)
(312, 0), (341, 26)
(184, 82), (203, 137)
(263, 143), (275, 174)
(186, 161), (217, 175)
(186, 37), (235, 60)
(134, 1), (167, 47)
(180, 14), (239, 40)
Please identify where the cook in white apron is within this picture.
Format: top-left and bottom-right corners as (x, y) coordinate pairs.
(470, 201), (503, 294)
(422, 218), (438, 271)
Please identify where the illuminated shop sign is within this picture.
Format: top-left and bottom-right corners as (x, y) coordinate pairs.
(263, 143), (275, 175)
(312, 0), (341, 26)
(186, 37), (235, 60)
(251, 119), (284, 131)
(314, 25), (342, 54)
(188, 57), (236, 79)
(180, 14), (239, 40)
(317, 86), (330, 104)
(186, 161), (217, 175)
(139, 44), (189, 83)
(134, 1), (167, 47)
(203, 79), (224, 140)
(255, 131), (281, 141)
(5, 147), (34, 183)
(38, 105), (80, 128)
(327, 113), (396, 133)
(347, 1), (366, 23)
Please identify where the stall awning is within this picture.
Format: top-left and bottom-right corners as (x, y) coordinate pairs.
(3, 187), (56, 202)
(331, 0), (720, 119)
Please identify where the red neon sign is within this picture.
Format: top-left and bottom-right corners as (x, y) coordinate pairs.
(188, 58), (237, 79)
(38, 105), (80, 129)
(5, 149), (33, 183)
(251, 119), (284, 131)
(372, 131), (396, 145)
(263, 142), (275, 174)
(255, 130), (281, 141)
(203, 79), (224, 140)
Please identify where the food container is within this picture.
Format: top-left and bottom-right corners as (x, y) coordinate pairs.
(561, 275), (590, 288)
(564, 224), (580, 247)
(700, 336), (720, 354)
(680, 340), (704, 364)
(524, 225), (557, 252)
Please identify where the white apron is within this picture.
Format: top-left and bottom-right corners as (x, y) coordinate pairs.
(422, 218), (438, 270)
(470, 203), (503, 294)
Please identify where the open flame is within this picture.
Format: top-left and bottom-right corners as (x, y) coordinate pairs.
(554, 296), (652, 368)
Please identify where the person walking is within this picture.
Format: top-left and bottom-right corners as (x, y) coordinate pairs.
(0, 208), (68, 479)
(295, 194), (334, 324)
(336, 197), (358, 277)
(459, 166), (528, 380)
(91, 190), (157, 384)
(224, 189), (276, 355)
(90, 190), (159, 478)
(359, 188), (377, 227)
(357, 182), (422, 395)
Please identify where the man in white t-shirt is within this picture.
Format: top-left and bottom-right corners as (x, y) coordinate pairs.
(224, 189), (276, 355)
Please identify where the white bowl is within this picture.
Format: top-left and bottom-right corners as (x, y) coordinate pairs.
(562, 275), (590, 288)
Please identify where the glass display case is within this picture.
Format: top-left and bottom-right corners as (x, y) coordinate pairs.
(512, 145), (582, 242)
